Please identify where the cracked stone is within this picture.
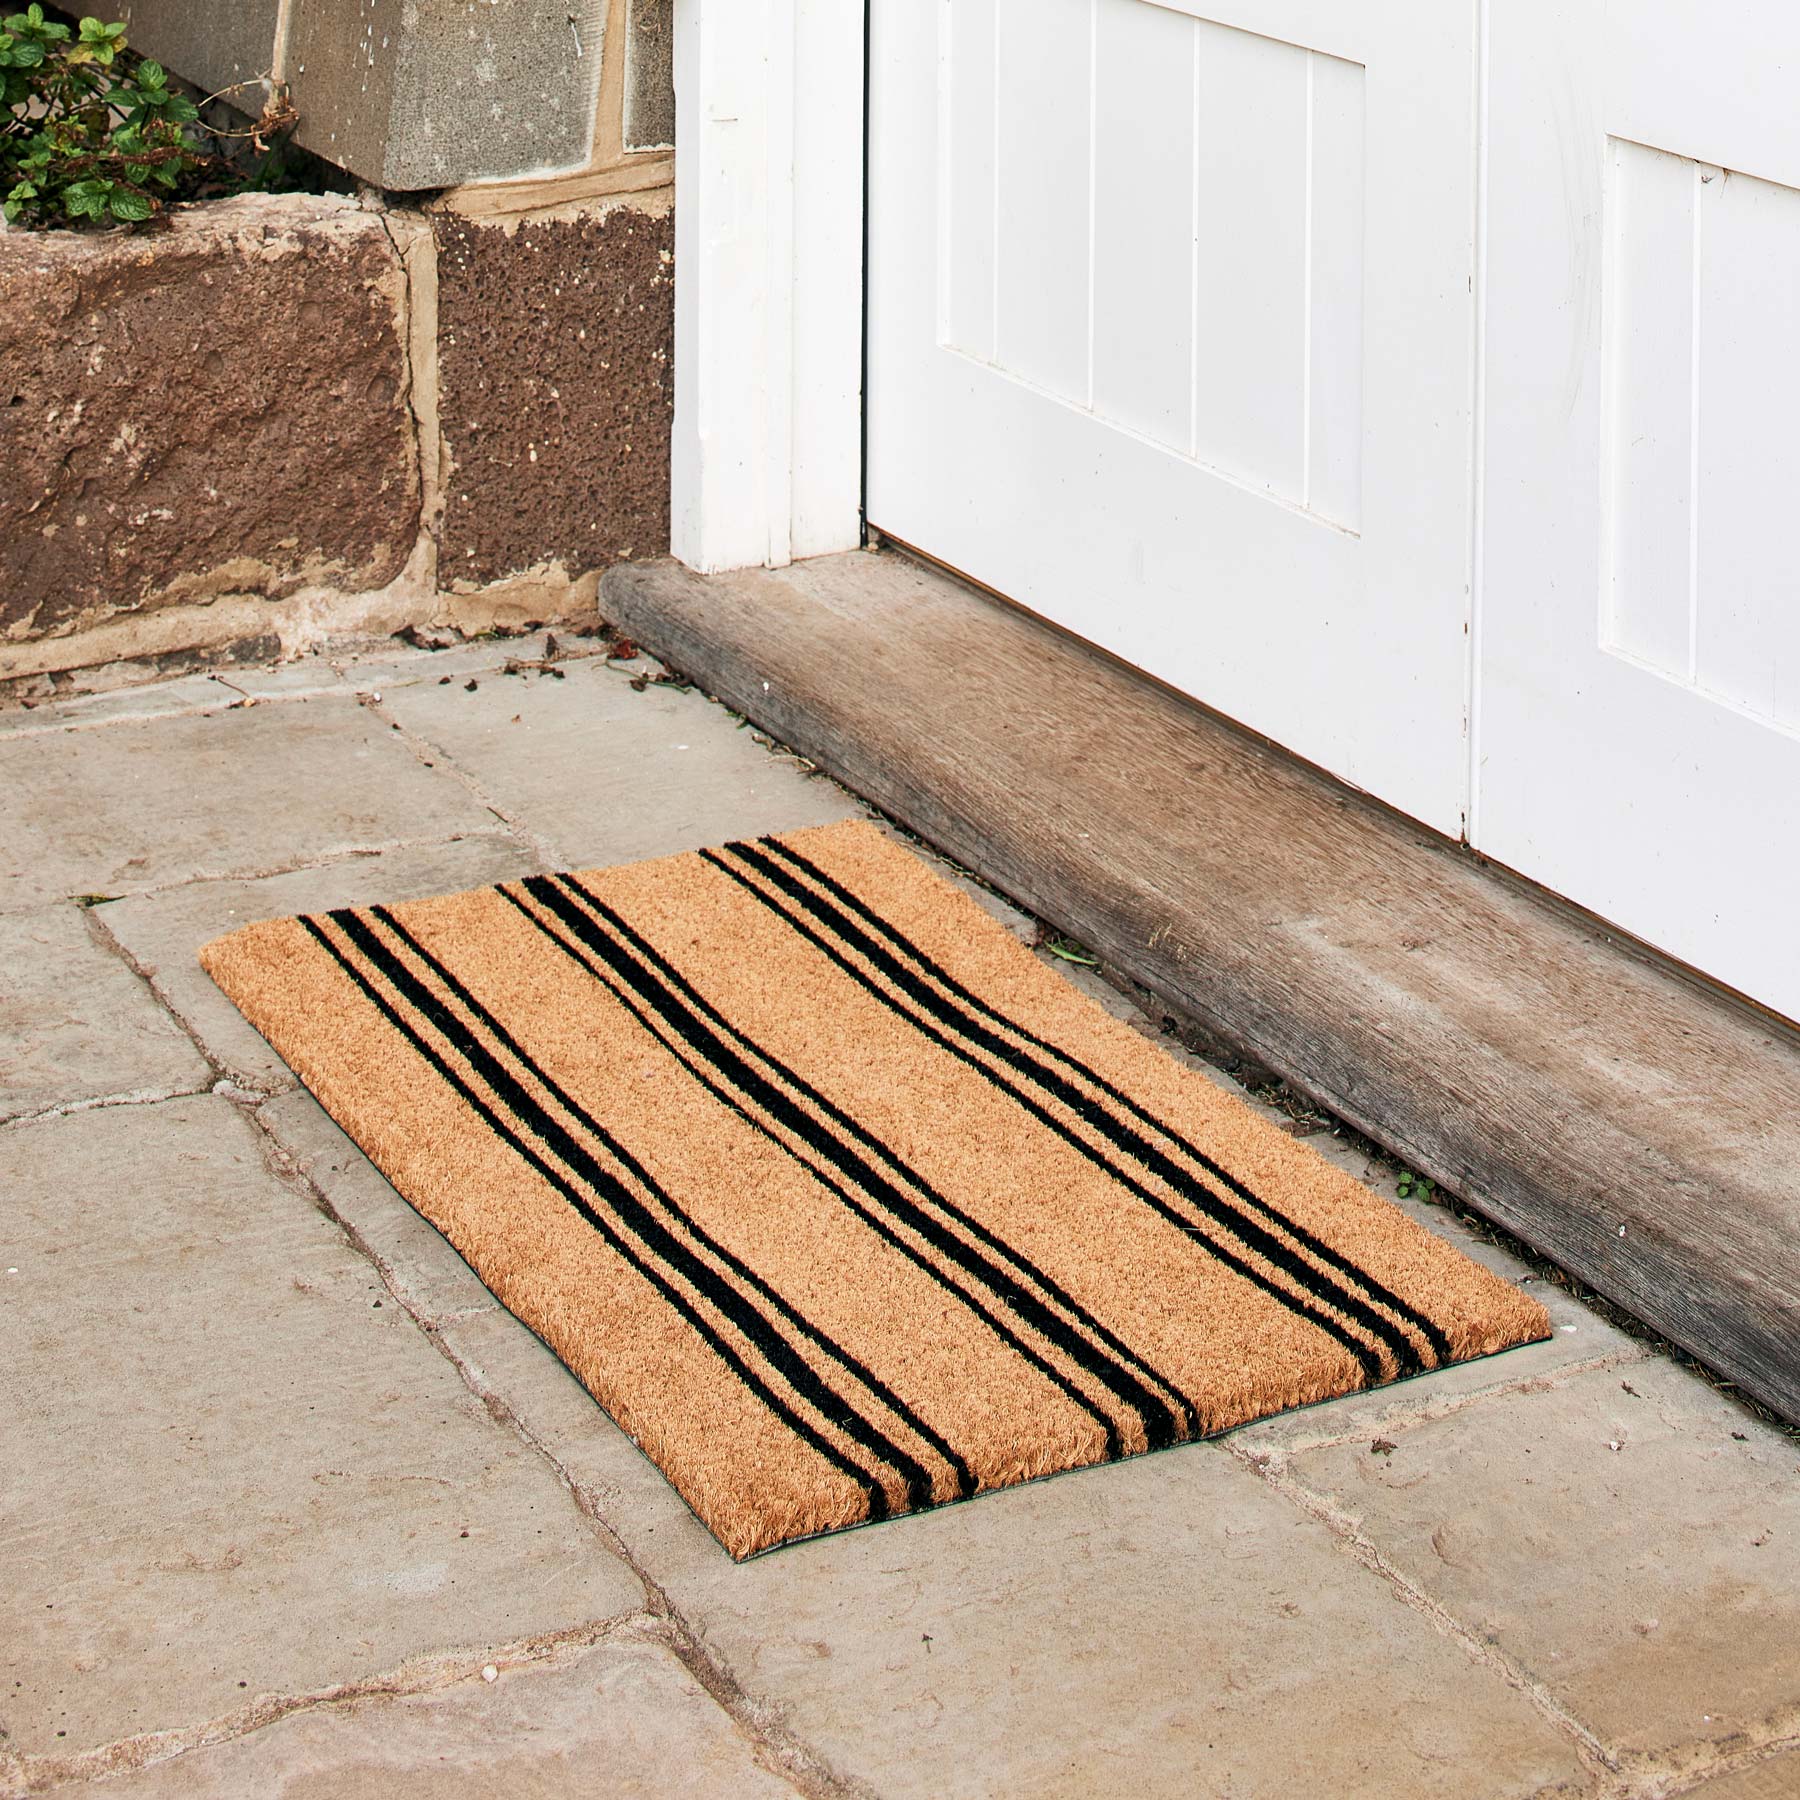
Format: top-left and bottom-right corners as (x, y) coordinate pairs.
(259, 1086), (502, 1329)
(103, 834), (538, 1092)
(0, 659), (345, 742)
(1, 1097), (642, 1759)
(0, 696), (497, 913)
(0, 903), (209, 1122)
(1683, 1750), (1800, 1798)
(1282, 1357), (1800, 1762)
(75, 1629), (794, 1798)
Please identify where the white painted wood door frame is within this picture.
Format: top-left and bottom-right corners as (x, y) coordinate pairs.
(670, 0), (867, 573)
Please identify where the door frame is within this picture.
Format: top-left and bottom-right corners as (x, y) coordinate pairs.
(669, 0), (867, 573)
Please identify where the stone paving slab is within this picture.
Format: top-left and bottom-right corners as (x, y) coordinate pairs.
(0, 697), (497, 913)
(261, 1087), (503, 1332)
(423, 1308), (1588, 1800)
(102, 833), (540, 1093)
(83, 1629), (796, 1800)
(0, 1097), (642, 1762)
(375, 656), (863, 868)
(1284, 1356), (1800, 1770)
(649, 1445), (1589, 1799)
(1688, 1749), (1800, 1798)
(0, 659), (347, 741)
(11, 630), (1799, 1797)
(0, 904), (209, 1122)
(333, 632), (605, 700)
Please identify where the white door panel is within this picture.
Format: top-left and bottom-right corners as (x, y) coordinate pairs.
(868, 0), (1478, 834)
(1479, 1), (1800, 1020)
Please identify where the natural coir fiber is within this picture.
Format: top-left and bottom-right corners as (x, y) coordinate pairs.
(202, 819), (1550, 1558)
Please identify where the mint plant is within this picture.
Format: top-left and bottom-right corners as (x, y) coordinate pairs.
(1, 8), (207, 228)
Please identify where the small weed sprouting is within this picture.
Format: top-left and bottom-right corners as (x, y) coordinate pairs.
(1395, 1168), (1436, 1202)
(0, 8), (341, 230)
(1, 8), (207, 227)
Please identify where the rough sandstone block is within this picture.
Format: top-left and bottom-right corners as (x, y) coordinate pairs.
(434, 207), (673, 586)
(0, 195), (419, 646)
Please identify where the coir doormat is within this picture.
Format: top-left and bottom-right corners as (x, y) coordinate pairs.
(203, 820), (1549, 1557)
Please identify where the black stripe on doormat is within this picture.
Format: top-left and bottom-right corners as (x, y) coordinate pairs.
(505, 872), (1192, 1454)
(703, 843), (1407, 1384)
(302, 908), (938, 1521)
(359, 902), (977, 1503)
(758, 835), (1454, 1368)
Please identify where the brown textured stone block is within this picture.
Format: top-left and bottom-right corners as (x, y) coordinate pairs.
(0, 195), (420, 646)
(434, 206), (672, 586)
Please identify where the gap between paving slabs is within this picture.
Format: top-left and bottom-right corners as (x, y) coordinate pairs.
(230, 1025), (903, 1800)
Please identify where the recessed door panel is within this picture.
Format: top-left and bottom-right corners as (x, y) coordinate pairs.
(869, 0), (1478, 834)
(1480, 1), (1800, 1021)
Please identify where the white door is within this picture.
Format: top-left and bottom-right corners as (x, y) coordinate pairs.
(1479, 3), (1800, 1021)
(867, 0), (1480, 834)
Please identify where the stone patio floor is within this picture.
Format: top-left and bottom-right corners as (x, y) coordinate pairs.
(3, 630), (1799, 1800)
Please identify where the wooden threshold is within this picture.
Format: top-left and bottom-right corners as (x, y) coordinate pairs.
(603, 549), (1800, 1426)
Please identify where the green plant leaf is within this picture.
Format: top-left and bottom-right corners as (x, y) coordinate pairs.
(4, 4), (67, 41)
(3, 13), (221, 229)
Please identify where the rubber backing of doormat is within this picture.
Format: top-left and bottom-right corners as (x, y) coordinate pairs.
(202, 819), (1550, 1558)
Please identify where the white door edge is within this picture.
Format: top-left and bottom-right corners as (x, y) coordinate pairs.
(670, 0), (867, 574)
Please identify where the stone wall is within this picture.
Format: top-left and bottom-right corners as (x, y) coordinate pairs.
(0, 189), (674, 701)
(116, 0), (674, 191)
